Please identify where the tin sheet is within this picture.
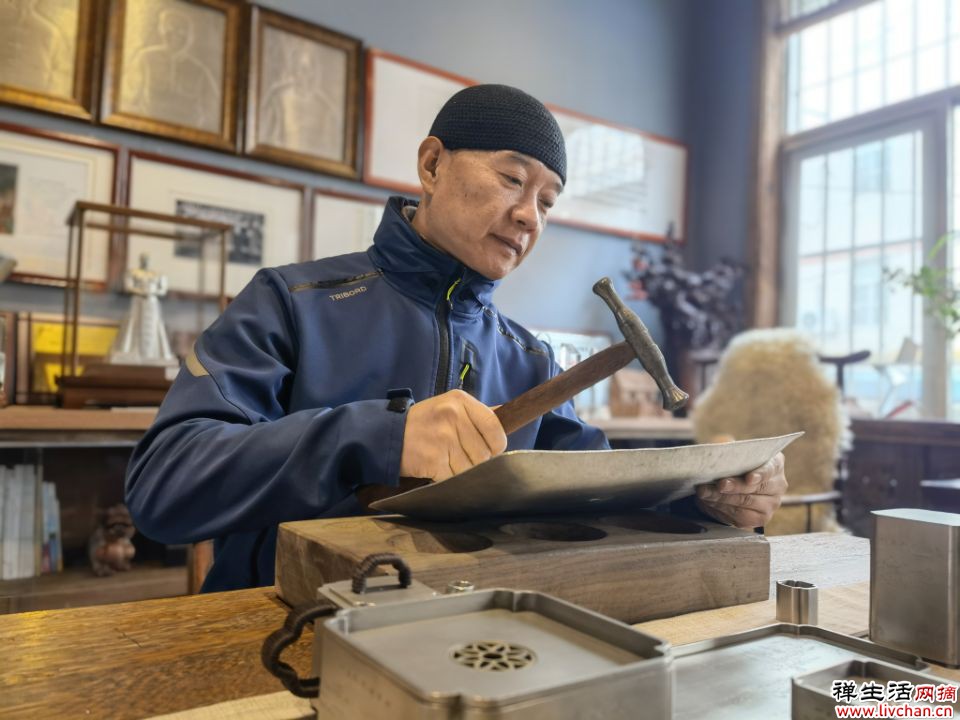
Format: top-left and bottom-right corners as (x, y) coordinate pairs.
(371, 432), (802, 521)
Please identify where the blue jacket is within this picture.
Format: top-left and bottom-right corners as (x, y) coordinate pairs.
(125, 196), (609, 591)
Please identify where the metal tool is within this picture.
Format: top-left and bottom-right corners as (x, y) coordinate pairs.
(792, 658), (958, 719)
(494, 276), (688, 435)
(776, 580), (819, 625)
(870, 508), (960, 666)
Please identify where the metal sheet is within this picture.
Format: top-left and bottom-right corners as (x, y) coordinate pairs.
(673, 624), (926, 720)
(371, 432), (802, 521)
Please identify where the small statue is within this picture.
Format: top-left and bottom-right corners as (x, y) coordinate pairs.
(88, 504), (136, 577)
(107, 253), (178, 367)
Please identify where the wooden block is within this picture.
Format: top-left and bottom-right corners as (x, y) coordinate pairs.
(276, 512), (770, 624)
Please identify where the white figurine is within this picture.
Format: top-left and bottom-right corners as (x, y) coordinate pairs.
(108, 254), (178, 367)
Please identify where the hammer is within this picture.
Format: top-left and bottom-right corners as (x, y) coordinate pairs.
(358, 278), (688, 506)
(494, 276), (688, 434)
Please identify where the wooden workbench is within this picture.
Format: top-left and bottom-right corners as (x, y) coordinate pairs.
(0, 533), (955, 719)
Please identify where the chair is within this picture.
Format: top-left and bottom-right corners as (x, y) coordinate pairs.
(691, 328), (852, 535)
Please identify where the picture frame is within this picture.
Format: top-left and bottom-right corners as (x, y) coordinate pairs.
(364, 49), (472, 194)
(14, 311), (119, 405)
(125, 151), (305, 298)
(0, 0), (100, 121)
(0, 311), (15, 407)
(0, 122), (118, 287)
(311, 189), (384, 261)
(547, 106), (688, 243)
(99, 0), (241, 150)
(244, 6), (362, 179)
(364, 49), (688, 243)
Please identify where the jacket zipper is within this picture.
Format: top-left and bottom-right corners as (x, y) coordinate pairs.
(434, 276), (462, 396)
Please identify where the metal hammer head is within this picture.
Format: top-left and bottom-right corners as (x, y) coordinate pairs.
(593, 277), (689, 412)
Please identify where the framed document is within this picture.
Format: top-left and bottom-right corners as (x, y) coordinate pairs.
(100, 0), (241, 150)
(244, 6), (361, 178)
(0, 123), (117, 286)
(364, 50), (472, 194)
(125, 151), (304, 298)
(311, 189), (384, 260)
(548, 106), (688, 242)
(0, 0), (98, 120)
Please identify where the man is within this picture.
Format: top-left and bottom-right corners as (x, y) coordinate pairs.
(126, 84), (786, 592)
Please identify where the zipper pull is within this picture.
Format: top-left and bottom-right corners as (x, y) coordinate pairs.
(446, 278), (462, 307)
(458, 362), (471, 389)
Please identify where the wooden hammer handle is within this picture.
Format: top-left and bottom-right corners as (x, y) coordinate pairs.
(493, 341), (636, 435)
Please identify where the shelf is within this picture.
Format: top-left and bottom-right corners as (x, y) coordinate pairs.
(0, 564), (188, 614)
(0, 406), (157, 447)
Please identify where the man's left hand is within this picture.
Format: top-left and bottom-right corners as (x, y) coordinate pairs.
(694, 452), (787, 529)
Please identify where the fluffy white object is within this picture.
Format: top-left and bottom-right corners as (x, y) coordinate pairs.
(692, 328), (850, 535)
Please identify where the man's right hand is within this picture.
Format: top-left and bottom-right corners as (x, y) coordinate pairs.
(399, 389), (508, 482)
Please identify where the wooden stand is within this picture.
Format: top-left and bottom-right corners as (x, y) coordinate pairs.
(276, 511), (770, 624)
(58, 363), (173, 408)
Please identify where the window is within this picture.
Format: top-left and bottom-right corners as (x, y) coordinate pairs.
(774, 0), (958, 418)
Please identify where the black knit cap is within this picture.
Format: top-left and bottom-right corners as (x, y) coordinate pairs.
(428, 84), (567, 185)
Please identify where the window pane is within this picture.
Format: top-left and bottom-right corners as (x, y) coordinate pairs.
(823, 252), (852, 354)
(852, 247), (882, 353)
(882, 242), (920, 363)
(785, 0), (956, 135)
(883, 133), (915, 242)
(855, 142), (883, 246)
(797, 255), (825, 339)
(916, 46), (946, 95)
(799, 156), (826, 254)
(826, 149), (854, 250)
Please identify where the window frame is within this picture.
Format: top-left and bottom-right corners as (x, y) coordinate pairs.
(757, 0), (955, 417)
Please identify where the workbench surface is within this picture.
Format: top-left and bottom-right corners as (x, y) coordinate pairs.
(1, 533), (954, 719)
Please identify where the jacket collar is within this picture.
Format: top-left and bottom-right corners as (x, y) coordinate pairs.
(367, 196), (499, 315)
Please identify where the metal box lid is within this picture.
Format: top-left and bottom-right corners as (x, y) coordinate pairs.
(320, 588), (671, 707)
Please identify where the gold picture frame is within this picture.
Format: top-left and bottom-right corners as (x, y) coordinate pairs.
(0, 0), (99, 120)
(99, 0), (241, 150)
(243, 6), (362, 178)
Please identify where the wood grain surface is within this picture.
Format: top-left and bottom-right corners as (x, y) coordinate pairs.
(5, 533), (952, 720)
(276, 512), (771, 624)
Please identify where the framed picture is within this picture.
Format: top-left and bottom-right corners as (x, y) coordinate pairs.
(0, 0), (99, 120)
(0, 123), (117, 287)
(244, 6), (362, 178)
(100, 0), (241, 150)
(364, 49), (472, 194)
(311, 189), (384, 260)
(14, 311), (119, 405)
(547, 106), (688, 242)
(125, 151), (305, 298)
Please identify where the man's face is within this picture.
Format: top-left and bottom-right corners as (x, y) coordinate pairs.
(420, 148), (562, 281)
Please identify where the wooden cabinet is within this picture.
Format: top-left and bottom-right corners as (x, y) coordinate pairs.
(0, 407), (187, 613)
(843, 418), (960, 537)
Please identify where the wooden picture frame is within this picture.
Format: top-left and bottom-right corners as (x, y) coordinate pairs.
(546, 105), (689, 243)
(0, 122), (119, 288)
(124, 151), (306, 298)
(99, 0), (241, 150)
(311, 189), (384, 261)
(363, 49), (472, 194)
(0, 311), (15, 407)
(244, 6), (362, 178)
(0, 0), (100, 121)
(364, 49), (688, 242)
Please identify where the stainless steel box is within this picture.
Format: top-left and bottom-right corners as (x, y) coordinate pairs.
(312, 588), (672, 719)
(870, 508), (960, 666)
